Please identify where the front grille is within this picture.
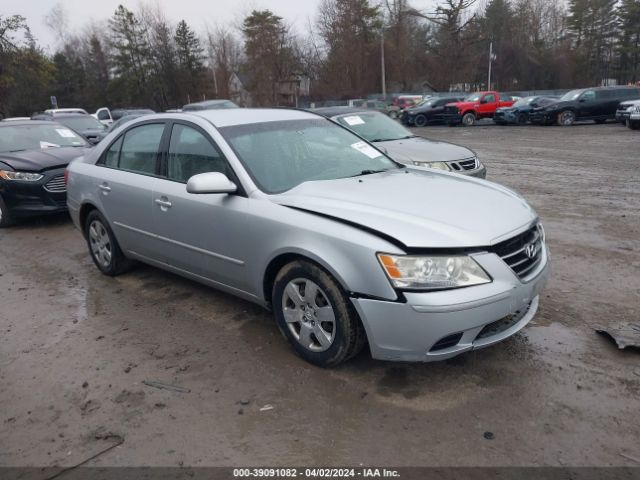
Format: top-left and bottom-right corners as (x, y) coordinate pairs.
(44, 174), (66, 193)
(490, 225), (543, 280)
(450, 157), (478, 171)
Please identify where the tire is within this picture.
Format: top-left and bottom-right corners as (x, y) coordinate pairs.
(272, 260), (366, 367)
(388, 111), (398, 119)
(0, 195), (14, 228)
(84, 210), (133, 276)
(414, 114), (427, 127)
(628, 120), (640, 130)
(494, 120), (507, 126)
(557, 110), (576, 126)
(461, 112), (476, 126)
(517, 113), (527, 125)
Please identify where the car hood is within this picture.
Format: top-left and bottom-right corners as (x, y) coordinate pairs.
(376, 136), (474, 164)
(0, 146), (89, 172)
(271, 168), (536, 248)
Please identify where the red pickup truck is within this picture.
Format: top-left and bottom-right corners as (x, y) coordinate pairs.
(442, 91), (515, 126)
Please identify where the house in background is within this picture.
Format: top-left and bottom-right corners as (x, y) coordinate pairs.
(277, 73), (310, 107)
(229, 72), (253, 107)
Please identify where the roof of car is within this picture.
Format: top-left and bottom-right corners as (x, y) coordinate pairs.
(183, 99), (236, 109)
(310, 107), (375, 118)
(187, 108), (321, 127)
(0, 120), (56, 127)
(34, 112), (90, 118)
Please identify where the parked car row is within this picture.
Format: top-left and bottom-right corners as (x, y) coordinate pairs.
(397, 86), (640, 129)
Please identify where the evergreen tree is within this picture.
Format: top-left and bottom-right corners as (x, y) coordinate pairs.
(174, 19), (204, 103)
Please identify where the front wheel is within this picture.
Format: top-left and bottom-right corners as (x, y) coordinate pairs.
(272, 260), (366, 367)
(517, 113), (527, 125)
(628, 120), (640, 130)
(414, 114), (427, 127)
(461, 112), (476, 126)
(387, 110), (398, 119)
(85, 210), (133, 276)
(557, 110), (576, 126)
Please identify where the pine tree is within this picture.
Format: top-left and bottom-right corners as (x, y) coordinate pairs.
(108, 5), (151, 104)
(617, 0), (640, 83)
(174, 19), (204, 103)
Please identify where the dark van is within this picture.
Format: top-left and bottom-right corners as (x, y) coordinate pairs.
(529, 86), (640, 126)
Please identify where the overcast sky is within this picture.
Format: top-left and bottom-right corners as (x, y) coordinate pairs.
(4, 0), (436, 52)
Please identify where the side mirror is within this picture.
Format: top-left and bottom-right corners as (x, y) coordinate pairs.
(186, 172), (237, 194)
(579, 98), (586, 103)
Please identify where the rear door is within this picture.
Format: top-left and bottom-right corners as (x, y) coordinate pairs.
(94, 121), (168, 260)
(151, 121), (252, 291)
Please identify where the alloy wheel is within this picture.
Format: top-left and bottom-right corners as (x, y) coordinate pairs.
(559, 111), (575, 126)
(89, 220), (112, 268)
(281, 278), (336, 352)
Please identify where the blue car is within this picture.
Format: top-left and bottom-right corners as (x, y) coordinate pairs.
(494, 96), (558, 125)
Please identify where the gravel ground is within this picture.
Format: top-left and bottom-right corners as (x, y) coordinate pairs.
(0, 122), (639, 469)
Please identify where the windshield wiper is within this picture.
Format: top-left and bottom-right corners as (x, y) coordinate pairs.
(351, 169), (388, 177)
(370, 135), (415, 142)
(9, 149), (26, 153)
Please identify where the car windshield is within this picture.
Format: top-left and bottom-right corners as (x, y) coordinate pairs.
(0, 124), (87, 152)
(220, 119), (400, 194)
(559, 90), (583, 101)
(335, 112), (414, 142)
(512, 97), (535, 107)
(464, 93), (482, 102)
(57, 116), (106, 131)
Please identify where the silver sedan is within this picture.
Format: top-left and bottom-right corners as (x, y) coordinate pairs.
(66, 109), (549, 367)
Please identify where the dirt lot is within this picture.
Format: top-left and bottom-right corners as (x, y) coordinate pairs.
(1, 122), (639, 469)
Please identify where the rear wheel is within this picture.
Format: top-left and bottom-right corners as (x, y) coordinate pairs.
(272, 260), (366, 367)
(557, 110), (576, 126)
(517, 113), (527, 125)
(628, 120), (640, 130)
(414, 114), (427, 127)
(85, 210), (133, 276)
(461, 112), (476, 126)
(388, 110), (398, 119)
(0, 196), (14, 228)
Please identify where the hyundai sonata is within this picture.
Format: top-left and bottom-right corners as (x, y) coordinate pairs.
(66, 109), (550, 367)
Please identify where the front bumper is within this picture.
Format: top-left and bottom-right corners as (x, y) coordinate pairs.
(351, 247), (550, 362)
(0, 168), (68, 217)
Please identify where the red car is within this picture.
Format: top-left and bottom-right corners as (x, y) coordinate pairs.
(442, 91), (515, 126)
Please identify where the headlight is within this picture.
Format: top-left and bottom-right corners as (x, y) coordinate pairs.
(415, 161), (451, 171)
(377, 254), (491, 290)
(0, 170), (43, 181)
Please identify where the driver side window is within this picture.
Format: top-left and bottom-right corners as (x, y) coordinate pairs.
(581, 90), (596, 101)
(484, 94), (496, 103)
(166, 124), (229, 183)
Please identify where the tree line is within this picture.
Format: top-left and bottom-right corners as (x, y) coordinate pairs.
(1, 0), (639, 117)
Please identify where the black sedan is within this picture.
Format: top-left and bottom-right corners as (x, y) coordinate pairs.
(401, 96), (465, 127)
(493, 96), (558, 125)
(32, 112), (108, 144)
(0, 120), (90, 227)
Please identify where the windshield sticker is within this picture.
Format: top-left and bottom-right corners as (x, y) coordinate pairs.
(351, 141), (382, 159)
(343, 115), (365, 126)
(56, 128), (76, 138)
(40, 141), (60, 149)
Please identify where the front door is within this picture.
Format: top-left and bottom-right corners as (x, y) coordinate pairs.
(151, 122), (253, 293)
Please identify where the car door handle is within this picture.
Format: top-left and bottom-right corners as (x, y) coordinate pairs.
(155, 198), (172, 208)
(98, 183), (111, 193)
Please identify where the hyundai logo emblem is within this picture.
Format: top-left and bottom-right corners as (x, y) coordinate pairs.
(524, 243), (537, 259)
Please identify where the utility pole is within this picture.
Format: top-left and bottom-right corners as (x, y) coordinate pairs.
(487, 41), (493, 90)
(381, 29), (386, 99)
